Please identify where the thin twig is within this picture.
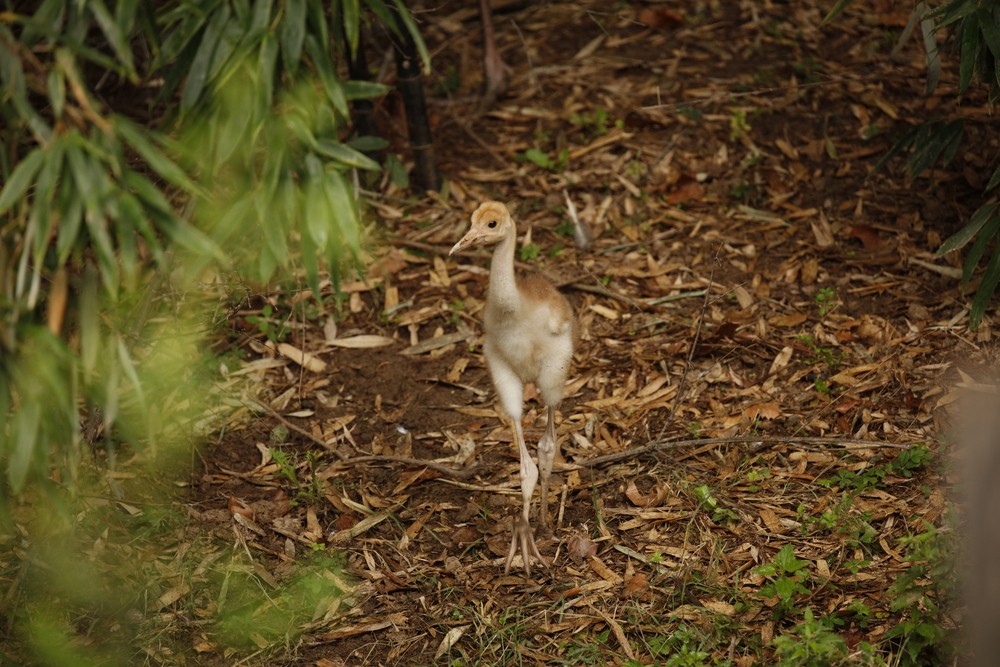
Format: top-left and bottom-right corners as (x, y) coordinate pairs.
(339, 455), (482, 480)
(571, 435), (916, 470)
(247, 400), (344, 458)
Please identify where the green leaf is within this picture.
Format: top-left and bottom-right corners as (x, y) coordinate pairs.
(258, 184), (289, 272)
(986, 163), (1000, 191)
(89, 0), (137, 80)
(181, 5), (229, 113)
(250, 0), (274, 36)
(959, 209), (1000, 283)
(21, 0), (66, 45)
(304, 157), (331, 250)
(342, 0), (360, 55)
(934, 0), (977, 28)
(0, 148), (46, 215)
(342, 79), (392, 100)
(960, 16), (981, 93)
(325, 170), (360, 253)
(389, 0), (431, 73)
(314, 140), (381, 171)
(280, 0), (306, 74)
(117, 337), (145, 407)
(823, 0), (855, 25)
(978, 8), (1000, 57)
(30, 139), (66, 264)
(207, 14), (244, 82)
(8, 401), (40, 493)
(935, 186), (993, 252)
(306, 35), (348, 116)
(349, 135), (389, 152)
(114, 117), (201, 195)
(47, 68), (66, 119)
(259, 32), (279, 105)
(55, 192), (84, 265)
(80, 267), (101, 377)
(971, 240), (1000, 328)
(299, 206), (320, 296)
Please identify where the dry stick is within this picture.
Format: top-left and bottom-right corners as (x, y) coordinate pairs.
(247, 400), (345, 458)
(337, 454), (481, 480)
(572, 435), (914, 470)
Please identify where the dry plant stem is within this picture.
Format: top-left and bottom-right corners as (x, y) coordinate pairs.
(248, 400), (346, 458)
(339, 455), (481, 479)
(573, 435), (915, 470)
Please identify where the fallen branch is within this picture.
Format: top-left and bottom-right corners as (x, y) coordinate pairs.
(339, 455), (482, 480)
(572, 435), (916, 469)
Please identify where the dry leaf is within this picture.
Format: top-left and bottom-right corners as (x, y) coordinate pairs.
(625, 479), (670, 507)
(434, 625), (469, 660)
(277, 342), (327, 372)
(638, 7), (684, 30)
(623, 571), (649, 597)
(771, 313), (807, 327)
(567, 532), (598, 563)
(325, 335), (395, 349)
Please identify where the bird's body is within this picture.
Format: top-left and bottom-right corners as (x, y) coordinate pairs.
(450, 201), (574, 576)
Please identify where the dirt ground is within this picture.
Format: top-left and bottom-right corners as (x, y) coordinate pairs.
(185, 1), (995, 664)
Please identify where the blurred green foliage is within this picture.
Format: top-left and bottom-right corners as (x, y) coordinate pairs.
(0, 0), (424, 502)
(0, 0), (426, 662)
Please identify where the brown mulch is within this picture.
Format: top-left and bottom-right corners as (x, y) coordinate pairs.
(180, 1), (995, 665)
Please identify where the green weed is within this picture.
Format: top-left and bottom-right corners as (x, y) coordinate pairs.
(815, 286), (839, 316)
(755, 544), (811, 619)
(270, 448), (325, 506)
(518, 147), (569, 172)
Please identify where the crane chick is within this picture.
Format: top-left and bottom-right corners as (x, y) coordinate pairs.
(450, 201), (575, 576)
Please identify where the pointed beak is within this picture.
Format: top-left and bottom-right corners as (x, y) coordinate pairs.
(449, 230), (482, 256)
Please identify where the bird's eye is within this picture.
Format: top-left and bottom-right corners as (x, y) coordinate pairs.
(488, 220), (498, 228)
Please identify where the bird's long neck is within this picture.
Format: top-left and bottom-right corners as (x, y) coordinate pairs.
(489, 228), (520, 313)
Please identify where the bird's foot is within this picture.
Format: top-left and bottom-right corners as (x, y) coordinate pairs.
(503, 515), (549, 577)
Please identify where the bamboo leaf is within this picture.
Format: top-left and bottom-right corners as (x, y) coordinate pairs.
(986, 163), (1000, 191)
(250, 0), (274, 36)
(970, 241), (1000, 328)
(342, 79), (392, 100)
(80, 267), (101, 377)
(823, 0), (855, 25)
(89, 0), (137, 80)
(343, 0), (360, 55)
(936, 201), (999, 256)
(314, 140), (381, 171)
(390, 0), (431, 73)
(977, 8), (1000, 57)
(8, 400), (40, 494)
(960, 211), (1000, 284)
(181, 5), (229, 113)
(114, 117), (201, 195)
(934, 0), (977, 28)
(280, 0), (306, 74)
(960, 15), (980, 93)
(47, 68), (66, 119)
(325, 170), (360, 254)
(55, 192), (84, 265)
(0, 148), (45, 215)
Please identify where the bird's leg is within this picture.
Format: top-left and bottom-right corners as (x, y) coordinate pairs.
(537, 405), (558, 532)
(504, 417), (546, 576)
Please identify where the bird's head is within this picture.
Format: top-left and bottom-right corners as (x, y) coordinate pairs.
(449, 201), (513, 255)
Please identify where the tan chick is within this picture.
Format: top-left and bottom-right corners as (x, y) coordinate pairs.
(450, 201), (575, 576)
